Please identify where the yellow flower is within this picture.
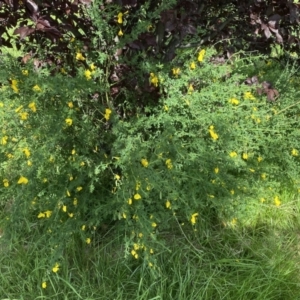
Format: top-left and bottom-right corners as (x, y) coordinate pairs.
(52, 263), (60, 273)
(261, 173), (267, 180)
(19, 112), (29, 120)
(1, 136), (8, 145)
(164, 105), (169, 111)
(84, 69), (92, 80)
(231, 218), (237, 226)
(172, 67), (180, 77)
(117, 12), (123, 24)
(118, 29), (123, 36)
(151, 222), (157, 228)
(230, 190), (234, 195)
(76, 186), (83, 192)
(86, 237), (91, 244)
(198, 49), (206, 62)
(104, 108), (112, 121)
(73, 198), (78, 206)
(165, 200), (171, 209)
(68, 102), (74, 108)
(22, 70), (28, 76)
(260, 198), (266, 203)
(62, 205), (67, 212)
(3, 179), (9, 187)
(76, 52), (85, 61)
(190, 61), (196, 70)
(141, 158), (149, 167)
(134, 193), (141, 200)
(257, 156), (263, 162)
(90, 63), (96, 71)
(23, 148), (30, 158)
(244, 91), (255, 100)
(131, 249), (138, 259)
(209, 125), (218, 140)
(18, 176), (28, 184)
(65, 118), (72, 126)
(81, 225), (86, 231)
(242, 153), (248, 160)
(249, 168), (255, 172)
(38, 212), (45, 218)
(128, 198), (132, 205)
(229, 98), (239, 105)
(188, 84), (194, 94)
(150, 248), (154, 254)
(292, 148), (298, 156)
(28, 102), (37, 112)
(33, 85), (41, 92)
(45, 210), (52, 218)
(80, 161), (85, 167)
(11, 79), (19, 93)
(165, 158), (173, 169)
(133, 243), (140, 250)
(274, 196), (281, 206)
(42, 281), (47, 289)
(229, 151), (237, 158)
(190, 212), (199, 225)
(149, 73), (159, 87)
(122, 212), (127, 219)
(115, 174), (120, 180)
(214, 167), (219, 174)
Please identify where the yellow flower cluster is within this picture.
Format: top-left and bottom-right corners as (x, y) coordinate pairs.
(18, 176), (28, 184)
(229, 151), (237, 158)
(244, 91), (255, 100)
(190, 212), (198, 225)
(172, 68), (180, 77)
(292, 148), (298, 156)
(3, 179), (9, 187)
(149, 73), (159, 87)
(33, 85), (42, 92)
(76, 52), (85, 61)
(104, 108), (112, 121)
(274, 196), (281, 207)
(209, 125), (218, 140)
(11, 79), (19, 93)
(38, 210), (52, 218)
(65, 118), (73, 126)
(165, 158), (173, 169)
(198, 49), (206, 62)
(1, 136), (8, 145)
(52, 263), (60, 273)
(84, 63), (96, 80)
(141, 158), (149, 167)
(229, 98), (239, 105)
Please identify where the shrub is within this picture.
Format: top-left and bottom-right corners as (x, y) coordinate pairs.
(1, 0), (300, 276)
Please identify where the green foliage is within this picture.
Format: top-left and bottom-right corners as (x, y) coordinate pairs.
(1, 0), (300, 296)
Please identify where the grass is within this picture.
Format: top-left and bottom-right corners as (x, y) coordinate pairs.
(1, 191), (300, 299)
